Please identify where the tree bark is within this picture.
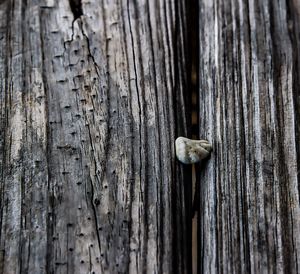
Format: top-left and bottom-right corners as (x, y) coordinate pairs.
(198, 0), (300, 273)
(0, 0), (191, 273)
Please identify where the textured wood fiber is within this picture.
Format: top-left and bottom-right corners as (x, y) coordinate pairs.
(0, 0), (192, 273)
(198, 0), (300, 273)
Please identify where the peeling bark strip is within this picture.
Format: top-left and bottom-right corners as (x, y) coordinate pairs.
(198, 0), (300, 273)
(0, 0), (191, 273)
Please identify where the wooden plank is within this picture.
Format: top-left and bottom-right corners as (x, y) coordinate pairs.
(197, 0), (300, 273)
(0, 0), (191, 273)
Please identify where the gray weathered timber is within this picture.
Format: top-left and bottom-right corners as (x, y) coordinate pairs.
(198, 0), (300, 273)
(0, 0), (192, 273)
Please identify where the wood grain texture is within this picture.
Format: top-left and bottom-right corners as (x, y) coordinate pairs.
(0, 0), (192, 273)
(197, 0), (300, 273)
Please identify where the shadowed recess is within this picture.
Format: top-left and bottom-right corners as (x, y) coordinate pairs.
(69, 0), (83, 20)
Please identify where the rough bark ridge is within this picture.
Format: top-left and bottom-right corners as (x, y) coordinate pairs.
(198, 0), (300, 273)
(0, 0), (191, 273)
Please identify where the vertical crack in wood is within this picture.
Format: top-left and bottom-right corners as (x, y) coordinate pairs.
(183, 0), (200, 273)
(80, 22), (101, 78)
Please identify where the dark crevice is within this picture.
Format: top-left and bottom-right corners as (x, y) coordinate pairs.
(80, 22), (101, 78)
(173, 0), (199, 272)
(63, 17), (101, 79)
(186, 0), (200, 273)
(69, 0), (83, 21)
(189, 0), (200, 218)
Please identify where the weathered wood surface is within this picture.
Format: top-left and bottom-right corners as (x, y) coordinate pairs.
(198, 0), (300, 273)
(0, 0), (192, 273)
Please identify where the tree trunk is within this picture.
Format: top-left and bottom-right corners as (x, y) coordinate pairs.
(0, 0), (192, 273)
(198, 0), (300, 273)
